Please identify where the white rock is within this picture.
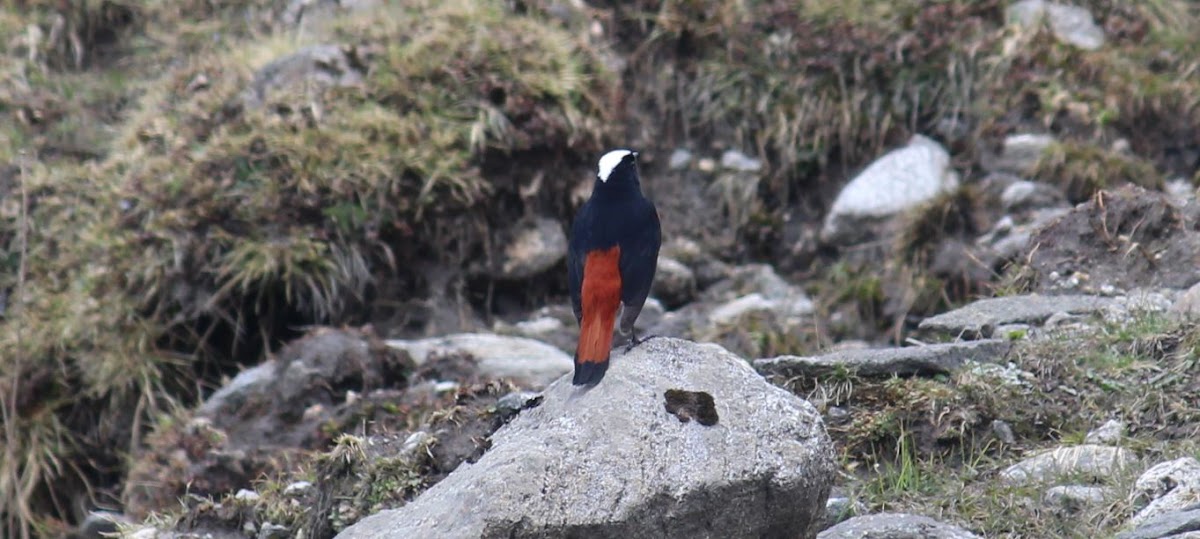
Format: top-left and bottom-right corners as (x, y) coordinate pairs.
(1084, 419), (1125, 445)
(514, 316), (564, 335)
(1165, 178), (1196, 207)
(1169, 281), (1200, 322)
(652, 256), (698, 307)
(720, 149), (763, 172)
(821, 134), (959, 245)
(1045, 485), (1109, 510)
(994, 133), (1056, 173)
(1129, 457), (1200, 526)
(1008, 0), (1106, 50)
(1103, 289), (1177, 325)
(284, 481), (313, 495)
(709, 293), (778, 326)
(1001, 180), (1065, 211)
(386, 333), (573, 389)
(235, 489), (261, 501)
(669, 148), (694, 170)
(1000, 445), (1134, 485)
(497, 217), (568, 280)
(401, 431), (433, 455)
(197, 361), (277, 417)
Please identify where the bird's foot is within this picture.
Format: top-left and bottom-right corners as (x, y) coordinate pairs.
(624, 333), (660, 353)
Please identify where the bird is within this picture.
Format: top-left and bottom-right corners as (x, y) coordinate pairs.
(567, 148), (662, 386)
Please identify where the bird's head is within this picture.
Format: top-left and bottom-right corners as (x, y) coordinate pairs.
(596, 149), (640, 186)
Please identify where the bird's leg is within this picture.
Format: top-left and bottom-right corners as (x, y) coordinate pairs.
(623, 329), (660, 353)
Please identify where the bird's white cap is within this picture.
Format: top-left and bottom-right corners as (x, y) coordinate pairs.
(597, 149), (636, 182)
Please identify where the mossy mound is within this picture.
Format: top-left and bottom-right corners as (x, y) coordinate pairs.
(1, 0), (613, 534)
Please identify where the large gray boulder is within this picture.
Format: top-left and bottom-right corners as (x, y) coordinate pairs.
(336, 338), (837, 539)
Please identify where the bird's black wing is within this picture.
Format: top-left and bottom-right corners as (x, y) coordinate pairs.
(617, 199), (661, 334)
(566, 201), (592, 325)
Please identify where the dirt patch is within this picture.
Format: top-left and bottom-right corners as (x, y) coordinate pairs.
(122, 326), (414, 518)
(164, 380), (523, 539)
(1027, 185), (1200, 293)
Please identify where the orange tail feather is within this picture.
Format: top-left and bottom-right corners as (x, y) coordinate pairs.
(574, 246), (621, 386)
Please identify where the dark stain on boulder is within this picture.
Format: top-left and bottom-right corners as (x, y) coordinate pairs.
(664, 389), (719, 427)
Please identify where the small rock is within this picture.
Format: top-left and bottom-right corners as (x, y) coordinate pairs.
(668, 148), (693, 170)
(660, 237), (732, 288)
(495, 391), (542, 419)
(240, 44), (365, 109)
(817, 513), (981, 539)
(282, 0), (382, 31)
(235, 489), (261, 501)
(1169, 282), (1200, 322)
(386, 333), (573, 389)
(1165, 179), (1195, 207)
(754, 339), (1012, 378)
(1045, 485), (1110, 511)
(1000, 445), (1134, 485)
(1103, 289), (1177, 325)
(697, 157), (717, 172)
(992, 134), (1057, 174)
(720, 149), (763, 172)
(821, 497), (866, 530)
(709, 293), (777, 326)
(821, 134), (959, 245)
(1001, 180), (1066, 212)
(992, 420), (1016, 445)
(1008, 0), (1106, 50)
(284, 481), (313, 496)
(400, 431), (433, 456)
(1129, 457), (1200, 526)
(919, 294), (1113, 336)
(826, 407), (851, 425)
(513, 316), (564, 336)
(1116, 506), (1200, 539)
(197, 361), (278, 417)
(1085, 419), (1126, 445)
(259, 523), (291, 539)
(652, 256), (697, 308)
(433, 381), (459, 393)
(495, 217), (568, 280)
